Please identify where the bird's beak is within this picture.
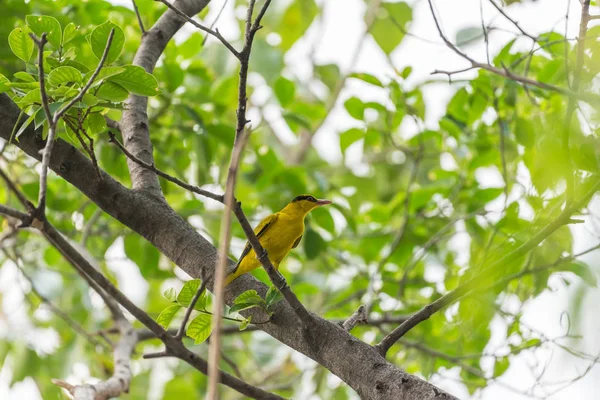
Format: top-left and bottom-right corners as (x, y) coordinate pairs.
(316, 199), (332, 206)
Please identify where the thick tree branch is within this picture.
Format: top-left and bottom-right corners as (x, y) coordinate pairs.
(120, 0), (209, 195)
(342, 305), (368, 331)
(2, 202), (285, 400)
(2, 64), (454, 400)
(375, 177), (600, 356)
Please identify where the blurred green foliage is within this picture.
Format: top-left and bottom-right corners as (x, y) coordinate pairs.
(0, 0), (598, 398)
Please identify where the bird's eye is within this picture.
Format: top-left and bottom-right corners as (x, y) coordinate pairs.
(308, 196), (316, 202)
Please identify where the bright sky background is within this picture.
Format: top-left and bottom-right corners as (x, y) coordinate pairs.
(1, 0), (599, 399)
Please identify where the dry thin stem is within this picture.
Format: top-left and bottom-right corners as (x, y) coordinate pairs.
(175, 272), (208, 340)
(208, 3), (272, 397)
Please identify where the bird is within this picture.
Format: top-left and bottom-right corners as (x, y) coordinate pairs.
(225, 194), (332, 286)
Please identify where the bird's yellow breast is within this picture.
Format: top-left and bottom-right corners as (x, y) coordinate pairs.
(239, 212), (304, 273)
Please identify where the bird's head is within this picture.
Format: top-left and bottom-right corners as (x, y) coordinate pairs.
(286, 194), (332, 215)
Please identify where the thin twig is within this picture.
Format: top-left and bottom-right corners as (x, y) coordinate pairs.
(341, 305), (368, 331)
(488, 0), (537, 41)
(30, 29), (115, 216)
(375, 177), (600, 356)
(208, 2), (272, 397)
(108, 131), (223, 202)
(175, 273), (207, 340)
(202, 0), (230, 46)
(9, 254), (110, 351)
(292, 0), (382, 164)
(131, 0), (146, 34)
(2, 201), (284, 399)
(427, 0), (600, 106)
(0, 168), (34, 212)
(155, 0), (241, 58)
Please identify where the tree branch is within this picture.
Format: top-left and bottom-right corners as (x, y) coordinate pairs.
(208, 2), (272, 397)
(342, 305), (368, 331)
(131, 0), (146, 34)
(107, 131), (223, 202)
(120, 0), (209, 195)
(563, 0), (591, 206)
(30, 28), (115, 216)
(375, 177), (600, 356)
(427, 0), (600, 106)
(155, 0), (240, 58)
(175, 272), (207, 340)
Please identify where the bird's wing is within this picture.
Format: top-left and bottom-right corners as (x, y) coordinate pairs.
(235, 213), (279, 269)
(292, 235), (302, 249)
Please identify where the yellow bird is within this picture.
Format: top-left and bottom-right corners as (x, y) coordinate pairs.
(225, 194), (332, 286)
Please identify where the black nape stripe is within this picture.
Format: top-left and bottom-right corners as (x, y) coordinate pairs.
(292, 195), (317, 203)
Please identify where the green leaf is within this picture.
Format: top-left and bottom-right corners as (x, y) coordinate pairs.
(304, 228), (326, 260)
(279, 0), (318, 51)
(86, 113), (106, 134)
(349, 73), (383, 87)
(156, 304), (182, 329)
(86, 66), (126, 86)
(229, 303), (261, 314)
(493, 357), (509, 377)
(314, 63), (340, 92)
(9, 27), (34, 62)
(90, 21), (125, 64)
(568, 261), (597, 287)
(123, 234), (161, 278)
(186, 313), (212, 344)
(265, 286), (283, 307)
(47, 66), (82, 86)
(455, 26), (483, 48)
(19, 89), (42, 107)
(63, 23), (78, 45)
(82, 93), (98, 107)
(95, 81), (129, 101)
(15, 109), (39, 139)
(164, 287), (177, 302)
(14, 72), (35, 82)
(26, 15), (62, 48)
(274, 76), (295, 107)
(233, 290), (264, 306)
(0, 74), (9, 94)
(370, 2), (412, 55)
(109, 65), (159, 96)
(340, 128), (364, 153)
(514, 117), (536, 148)
(344, 97), (365, 120)
(177, 279), (206, 310)
(239, 316), (252, 331)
